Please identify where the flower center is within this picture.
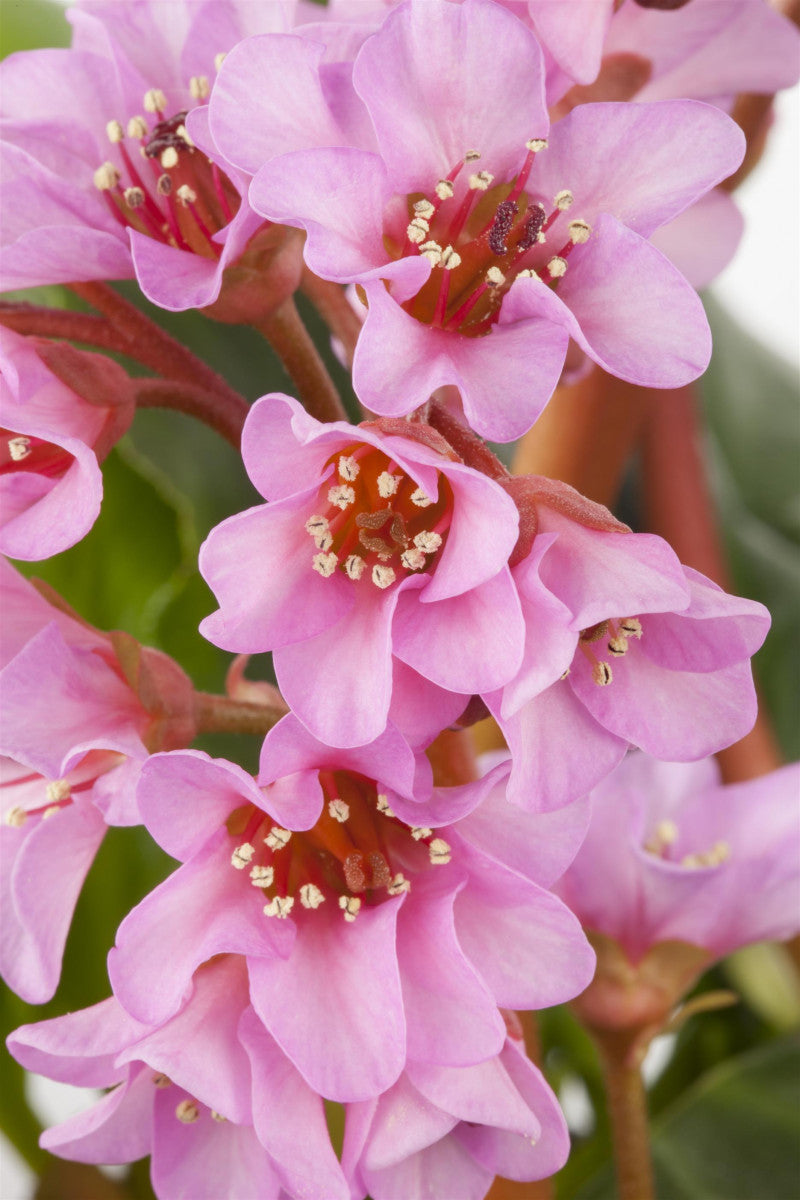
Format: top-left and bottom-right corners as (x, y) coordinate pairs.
(1, 432), (72, 480)
(93, 84), (240, 258)
(576, 616), (643, 686)
(304, 444), (453, 590)
(389, 141), (591, 336)
(643, 819), (730, 869)
(228, 771), (451, 923)
(2, 752), (122, 828)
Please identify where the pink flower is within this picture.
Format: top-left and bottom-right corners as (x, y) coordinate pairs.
(199, 393), (523, 748)
(342, 1031), (570, 1200)
(7, 954), (349, 1200)
(0, 0), (290, 309)
(212, 0), (744, 440)
(0, 328), (133, 561)
(557, 753), (800, 964)
(107, 718), (593, 1103)
(0, 560), (195, 1002)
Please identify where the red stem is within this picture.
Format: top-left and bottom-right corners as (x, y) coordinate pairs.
(255, 297), (348, 424)
(299, 267), (363, 369)
(135, 379), (247, 449)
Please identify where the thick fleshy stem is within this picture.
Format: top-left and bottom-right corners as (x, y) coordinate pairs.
(135, 379), (247, 449)
(640, 385), (781, 782)
(254, 297), (348, 424)
(595, 1033), (656, 1200)
(0, 301), (137, 358)
(299, 267), (362, 369)
(193, 691), (287, 737)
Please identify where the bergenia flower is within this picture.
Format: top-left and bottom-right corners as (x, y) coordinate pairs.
(0, 0), (292, 310)
(1, 328), (133, 561)
(199, 393), (523, 748)
(107, 716), (593, 1103)
(213, 0), (744, 440)
(7, 954), (349, 1200)
(343, 1029), (570, 1200)
(0, 559), (195, 1002)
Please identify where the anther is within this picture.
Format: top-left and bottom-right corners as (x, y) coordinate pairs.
(488, 199), (518, 255)
(176, 184), (197, 206)
(127, 116), (148, 139)
(546, 256), (568, 278)
(428, 838), (452, 864)
(592, 661), (613, 686)
(94, 162), (120, 190)
(517, 204), (546, 251)
(411, 826), (432, 841)
(413, 530), (442, 554)
(464, 150), (481, 162)
(328, 484), (355, 509)
(214, 52), (227, 71)
(306, 515), (329, 537)
(338, 455), (360, 481)
(607, 636), (628, 657)
(406, 216), (430, 244)
(250, 864), (274, 887)
(312, 552), (338, 578)
(400, 548), (427, 570)
(376, 794), (395, 818)
(7, 436), (31, 461)
(344, 555), (366, 581)
(143, 88), (168, 114)
(414, 199), (435, 220)
(339, 895), (361, 922)
(435, 180), (455, 201)
(440, 245), (462, 270)
(46, 779), (71, 803)
(554, 190), (574, 211)
(559, 667), (570, 679)
(42, 806), (61, 820)
(372, 565), (396, 589)
(377, 471), (400, 497)
(124, 187), (145, 208)
(231, 842), (255, 869)
(568, 219), (591, 244)
(328, 798), (350, 823)
(420, 240), (443, 266)
(644, 819), (678, 856)
(152, 1073), (171, 1088)
(175, 1100), (199, 1123)
(469, 170), (494, 190)
(526, 138), (548, 152)
(4, 806), (27, 827)
(486, 266), (506, 287)
(157, 174), (173, 196)
(299, 883), (325, 909)
(160, 146), (179, 170)
(619, 618), (643, 639)
(211, 1111), (227, 1122)
(387, 873), (411, 895)
(106, 120), (124, 143)
(410, 487), (433, 507)
(265, 826), (292, 851)
(264, 895), (294, 919)
(189, 75), (210, 100)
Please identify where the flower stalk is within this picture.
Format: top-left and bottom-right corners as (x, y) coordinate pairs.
(254, 297), (348, 424)
(595, 1033), (656, 1200)
(193, 690), (288, 737)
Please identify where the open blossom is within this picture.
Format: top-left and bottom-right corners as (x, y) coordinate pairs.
(0, 0), (295, 309)
(557, 753), (800, 964)
(211, 0), (744, 440)
(8, 954), (349, 1200)
(1, 328), (133, 560)
(107, 716), (593, 1103)
(199, 393), (523, 748)
(0, 559), (195, 1002)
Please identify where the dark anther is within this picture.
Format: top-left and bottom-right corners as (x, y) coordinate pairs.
(388, 513), (409, 549)
(356, 509), (392, 530)
(359, 532), (394, 558)
(366, 852), (392, 890)
(516, 203), (546, 252)
(144, 111), (191, 158)
(344, 852), (367, 893)
(488, 199), (518, 255)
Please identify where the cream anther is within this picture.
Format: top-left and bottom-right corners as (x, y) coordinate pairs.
(371, 565), (396, 589)
(231, 842), (255, 869)
(4, 806), (27, 828)
(46, 779), (71, 803)
(143, 88), (167, 114)
(157, 174), (173, 196)
(339, 895), (361, 922)
(420, 240), (443, 266)
(400, 547), (427, 571)
(175, 1100), (199, 1123)
(376, 794), (395, 818)
(160, 146), (180, 170)
(486, 266), (506, 287)
(560, 667), (571, 679)
(607, 635), (628, 657)
(429, 837), (452, 864)
(338, 455), (360, 481)
(411, 826), (432, 841)
(377, 471), (400, 497)
(644, 819), (678, 856)
(526, 138), (548, 152)
(328, 484), (355, 510)
(592, 661), (613, 686)
(464, 150), (482, 162)
(94, 162), (121, 191)
(300, 883), (325, 909)
(305, 515), (329, 537)
(175, 123), (193, 147)
(250, 864), (274, 887)
(176, 184), (197, 206)
(106, 120), (124, 143)
(265, 826), (292, 851)
(7, 436), (31, 461)
(387, 873), (411, 895)
(435, 179), (455, 201)
(547, 256), (568, 278)
(264, 895), (295, 919)
(440, 245), (462, 270)
(124, 187), (145, 209)
(413, 199), (435, 221)
(189, 75), (210, 100)
(152, 1073), (171, 1088)
(410, 487), (433, 507)
(554, 190), (574, 211)
(469, 170), (494, 190)
(312, 552), (338, 578)
(413, 530), (442, 554)
(344, 554), (366, 581)
(328, 798), (350, 823)
(516, 269), (535, 279)
(568, 219), (591, 245)
(42, 806), (61, 820)
(620, 618), (643, 639)
(211, 1111), (227, 1122)
(128, 116), (148, 139)
(406, 217), (430, 244)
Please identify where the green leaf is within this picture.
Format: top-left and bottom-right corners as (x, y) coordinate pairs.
(0, 0), (69, 58)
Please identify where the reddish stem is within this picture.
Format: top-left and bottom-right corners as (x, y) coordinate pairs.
(0, 303), (133, 357)
(193, 691), (287, 737)
(255, 297), (348, 424)
(135, 379), (248, 449)
(299, 267), (363, 369)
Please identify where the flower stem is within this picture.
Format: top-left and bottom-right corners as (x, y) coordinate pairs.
(596, 1037), (656, 1200)
(254, 297), (348, 424)
(0, 301), (132, 356)
(299, 267), (362, 368)
(135, 379), (247, 449)
(193, 691), (287, 737)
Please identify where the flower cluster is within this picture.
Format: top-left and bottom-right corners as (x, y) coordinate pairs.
(2, 0), (798, 1198)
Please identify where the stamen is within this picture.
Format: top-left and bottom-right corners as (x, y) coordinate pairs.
(411, 826), (432, 841)
(387, 873), (411, 895)
(7, 436), (31, 461)
(400, 547), (427, 570)
(607, 636), (628, 657)
(435, 179), (455, 201)
(339, 895), (361, 922)
(214, 52), (227, 71)
(328, 798), (350, 823)
(420, 240), (443, 265)
(338, 455), (360, 481)
(644, 819), (678, 856)
(568, 219), (591, 245)
(211, 1112), (227, 1122)
(124, 186), (145, 208)
(231, 842), (255, 869)
(377, 471), (400, 497)
(328, 484), (355, 509)
(312, 552), (338, 577)
(157, 173), (173, 197)
(189, 75), (210, 100)
(488, 198), (518, 255)
(264, 895), (294, 919)
(413, 530), (442, 554)
(265, 826), (292, 851)
(175, 1100), (199, 1123)
(406, 216), (430, 244)
(486, 266), (506, 287)
(620, 618), (643, 639)
(410, 487), (433, 507)
(371, 565), (396, 589)
(305, 515), (329, 537)
(4, 806), (27, 827)
(682, 842), (730, 869)
(516, 204), (546, 251)
(42, 805), (61, 820)
(106, 120), (124, 143)
(152, 1073), (171, 1088)
(545, 256), (567, 278)
(592, 661), (613, 686)
(94, 162), (121, 190)
(440, 245), (461, 270)
(299, 883), (325, 909)
(143, 89), (167, 115)
(469, 170), (494, 191)
(526, 138), (548, 152)
(176, 184), (197, 206)
(160, 146), (179, 170)
(127, 116), (148, 140)
(376, 794), (395, 818)
(45, 779), (71, 803)
(250, 864), (274, 887)
(414, 199), (435, 221)
(464, 150), (481, 162)
(554, 190), (574, 211)
(429, 837), (452, 864)
(344, 554), (366, 580)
